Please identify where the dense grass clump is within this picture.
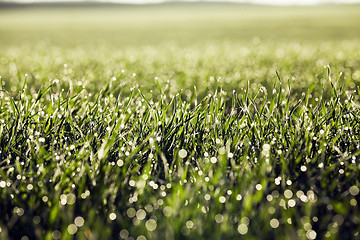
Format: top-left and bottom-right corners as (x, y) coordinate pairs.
(1, 3), (360, 240)
(1, 65), (360, 239)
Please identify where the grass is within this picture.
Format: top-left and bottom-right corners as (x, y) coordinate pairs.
(1, 3), (360, 240)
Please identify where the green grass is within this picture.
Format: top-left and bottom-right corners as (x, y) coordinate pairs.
(1, 3), (360, 46)
(1, 3), (360, 240)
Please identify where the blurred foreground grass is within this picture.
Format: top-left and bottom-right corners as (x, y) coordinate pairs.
(1, 3), (360, 240)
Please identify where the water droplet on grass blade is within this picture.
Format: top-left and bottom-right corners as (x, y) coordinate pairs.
(52, 230), (61, 240)
(109, 213), (117, 221)
(179, 149), (187, 158)
(210, 157), (217, 164)
(215, 214), (224, 223)
(219, 196), (226, 203)
(120, 229), (129, 239)
(307, 230), (317, 240)
(237, 224), (248, 235)
(137, 235), (147, 240)
(270, 219), (279, 228)
(74, 216), (84, 227)
(145, 219), (157, 231)
(186, 220), (194, 228)
(67, 224), (77, 235)
(350, 186), (359, 196)
(136, 209), (146, 220)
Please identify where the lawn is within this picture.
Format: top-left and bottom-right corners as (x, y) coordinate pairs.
(0, 3), (360, 240)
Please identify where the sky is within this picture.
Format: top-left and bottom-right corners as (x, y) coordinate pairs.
(3, 0), (360, 5)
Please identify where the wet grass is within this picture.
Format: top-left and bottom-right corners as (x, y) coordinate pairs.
(0, 3), (360, 240)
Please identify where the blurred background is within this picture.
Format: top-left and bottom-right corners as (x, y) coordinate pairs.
(1, 0), (360, 48)
(1, 0), (360, 96)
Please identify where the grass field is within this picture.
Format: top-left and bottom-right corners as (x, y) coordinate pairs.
(1, 3), (360, 240)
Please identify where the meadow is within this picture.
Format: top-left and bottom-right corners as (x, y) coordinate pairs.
(1, 2), (360, 239)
